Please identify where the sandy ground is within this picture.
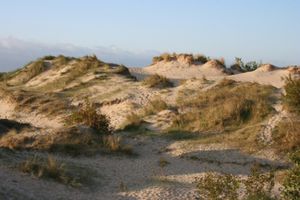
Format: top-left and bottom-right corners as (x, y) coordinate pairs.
(0, 135), (287, 200)
(130, 61), (298, 88)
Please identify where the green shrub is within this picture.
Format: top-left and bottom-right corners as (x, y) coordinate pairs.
(233, 57), (261, 72)
(143, 74), (173, 88)
(195, 166), (276, 200)
(283, 75), (300, 114)
(152, 56), (164, 64)
(66, 99), (112, 135)
(42, 55), (56, 60)
(244, 164), (275, 200)
(282, 151), (300, 200)
(216, 57), (226, 66)
(194, 54), (209, 63)
(195, 172), (239, 200)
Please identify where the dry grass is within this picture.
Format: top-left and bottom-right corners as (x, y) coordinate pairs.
(152, 53), (210, 64)
(142, 97), (168, 116)
(121, 97), (168, 130)
(121, 112), (144, 131)
(143, 74), (173, 88)
(102, 135), (133, 155)
(171, 80), (275, 133)
(273, 116), (300, 154)
(19, 155), (99, 187)
(19, 155), (81, 186)
(158, 157), (170, 168)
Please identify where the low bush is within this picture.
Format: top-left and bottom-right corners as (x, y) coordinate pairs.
(143, 74), (173, 88)
(233, 57), (261, 72)
(282, 75), (300, 114)
(195, 172), (239, 200)
(152, 56), (164, 64)
(42, 55), (56, 60)
(66, 99), (112, 135)
(244, 164), (275, 200)
(195, 165), (276, 200)
(216, 57), (226, 66)
(194, 54), (209, 63)
(282, 151), (300, 200)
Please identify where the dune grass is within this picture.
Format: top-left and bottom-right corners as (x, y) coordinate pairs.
(19, 155), (99, 187)
(170, 80), (275, 133)
(121, 97), (168, 130)
(19, 155), (80, 186)
(143, 74), (173, 88)
(273, 116), (300, 154)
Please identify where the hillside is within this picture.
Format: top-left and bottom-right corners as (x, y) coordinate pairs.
(0, 54), (299, 200)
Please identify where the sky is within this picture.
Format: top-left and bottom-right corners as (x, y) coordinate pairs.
(0, 0), (299, 71)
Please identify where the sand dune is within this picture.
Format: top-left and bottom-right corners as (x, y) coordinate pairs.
(0, 55), (298, 200)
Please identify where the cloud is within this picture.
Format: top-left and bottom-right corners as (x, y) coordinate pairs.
(0, 37), (159, 72)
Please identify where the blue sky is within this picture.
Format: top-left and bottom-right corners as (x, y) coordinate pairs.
(0, 0), (299, 71)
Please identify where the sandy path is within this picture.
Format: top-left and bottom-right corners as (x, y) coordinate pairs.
(259, 103), (287, 144)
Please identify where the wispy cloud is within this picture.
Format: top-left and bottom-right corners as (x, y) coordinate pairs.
(0, 37), (159, 72)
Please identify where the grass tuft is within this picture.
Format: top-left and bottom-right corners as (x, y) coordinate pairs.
(143, 74), (173, 88)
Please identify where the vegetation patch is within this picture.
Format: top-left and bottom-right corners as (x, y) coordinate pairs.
(19, 155), (97, 187)
(152, 53), (210, 65)
(196, 164), (276, 200)
(281, 151), (300, 200)
(120, 97), (168, 131)
(120, 112), (144, 131)
(66, 98), (112, 135)
(231, 57), (262, 72)
(143, 74), (173, 88)
(170, 80), (275, 133)
(273, 117), (300, 154)
(282, 75), (300, 114)
(196, 172), (239, 200)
